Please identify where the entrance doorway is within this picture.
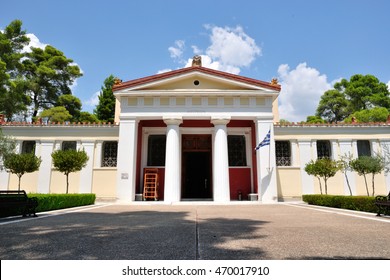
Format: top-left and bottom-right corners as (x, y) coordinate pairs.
(181, 135), (212, 199)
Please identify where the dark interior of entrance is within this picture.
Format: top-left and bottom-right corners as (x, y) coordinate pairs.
(181, 135), (212, 199)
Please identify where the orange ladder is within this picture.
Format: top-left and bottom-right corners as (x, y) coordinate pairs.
(143, 168), (159, 201)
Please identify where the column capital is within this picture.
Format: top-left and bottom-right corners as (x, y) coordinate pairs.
(211, 116), (230, 126)
(163, 116), (183, 126)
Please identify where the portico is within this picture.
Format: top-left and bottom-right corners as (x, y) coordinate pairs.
(113, 57), (280, 203)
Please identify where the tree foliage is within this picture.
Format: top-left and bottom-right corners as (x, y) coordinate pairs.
(57, 94), (82, 121)
(306, 115), (325, 124)
(3, 152), (42, 190)
(94, 75), (116, 123)
(316, 74), (390, 123)
(40, 106), (72, 123)
(350, 155), (384, 196)
(1, 19), (83, 121)
(23, 45), (83, 118)
(345, 107), (389, 123)
(51, 149), (89, 194)
(78, 111), (100, 123)
(0, 20), (31, 120)
(0, 130), (16, 171)
(316, 89), (350, 122)
(305, 158), (340, 195)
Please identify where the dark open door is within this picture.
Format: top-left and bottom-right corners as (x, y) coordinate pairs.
(181, 135), (212, 200)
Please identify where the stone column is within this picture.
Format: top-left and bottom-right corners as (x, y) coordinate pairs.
(163, 117), (182, 203)
(116, 118), (138, 202)
(211, 117), (230, 202)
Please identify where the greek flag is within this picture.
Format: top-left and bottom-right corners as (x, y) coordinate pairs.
(255, 130), (270, 150)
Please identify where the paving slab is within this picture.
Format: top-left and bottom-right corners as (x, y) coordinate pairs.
(0, 203), (389, 260)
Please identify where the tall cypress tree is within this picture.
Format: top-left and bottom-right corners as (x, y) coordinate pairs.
(94, 75), (116, 123)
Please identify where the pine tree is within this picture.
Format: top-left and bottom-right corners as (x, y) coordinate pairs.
(94, 75), (116, 123)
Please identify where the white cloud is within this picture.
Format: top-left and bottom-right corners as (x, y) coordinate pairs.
(205, 25), (261, 69)
(278, 63), (332, 122)
(157, 68), (172, 74)
(23, 33), (47, 52)
(387, 80), (390, 91)
(191, 45), (202, 55)
(168, 40), (185, 60)
(84, 91), (100, 108)
(165, 25), (261, 75)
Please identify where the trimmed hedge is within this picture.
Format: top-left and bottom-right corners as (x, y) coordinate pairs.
(302, 194), (377, 213)
(0, 193), (96, 218)
(31, 193), (96, 213)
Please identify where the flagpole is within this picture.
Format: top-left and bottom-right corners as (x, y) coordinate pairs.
(268, 125), (271, 171)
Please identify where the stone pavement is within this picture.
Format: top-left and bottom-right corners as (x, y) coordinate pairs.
(0, 202), (389, 260)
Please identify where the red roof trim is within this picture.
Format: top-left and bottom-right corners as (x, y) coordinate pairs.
(113, 66), (281, 91)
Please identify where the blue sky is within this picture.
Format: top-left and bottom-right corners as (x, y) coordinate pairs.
(1, 0), (390, 121)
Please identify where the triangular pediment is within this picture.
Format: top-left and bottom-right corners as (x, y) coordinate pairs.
(113, 67), (280, 95)
(138, 72), (259, 91)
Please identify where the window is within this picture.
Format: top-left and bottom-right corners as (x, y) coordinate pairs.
(102, 141), (118, 167)
(357, 140), (371, 157)
(62, 141), (77, 151)
(275, 141), (291, 166)
(317, 140), (331, 159)
(227, 135), (247, 166)
(147, 135), (166, 166)
(21, 141), (36, 154)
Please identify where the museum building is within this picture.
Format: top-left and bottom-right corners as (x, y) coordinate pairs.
(1, 57), (389, 203)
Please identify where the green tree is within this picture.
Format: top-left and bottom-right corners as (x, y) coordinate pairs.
(345, 107), (389, 123)
(22, 45), (82, 118)
(0, 20), (31, 120)
(315, 74), (390, 122)
(51, 149), (89, 194)
(0, 130), (16, 171)
(305, 158), (340, 195)
(3, 153), (42, 190)
(305, 160), (323, 194)
(40, 106), (72, 123)
(94, 75), (116, 123)
(316, 89), (350, 122)
(350, 155), (385, 196)
(57, 94), (82, 121)
(78, 111), (100, 123)
(343, 74), (390, 111)
(306, 115), (326, 124)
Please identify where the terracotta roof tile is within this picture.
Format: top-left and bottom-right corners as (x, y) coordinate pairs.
(112, 66), (281, 91)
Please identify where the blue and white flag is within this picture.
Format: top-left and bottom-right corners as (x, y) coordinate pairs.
(255, 130), (270, 150)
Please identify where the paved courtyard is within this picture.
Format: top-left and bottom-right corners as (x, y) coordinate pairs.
(0, 202), (389, 260)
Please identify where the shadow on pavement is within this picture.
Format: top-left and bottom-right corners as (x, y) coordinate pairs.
(0, 209), (269, 260)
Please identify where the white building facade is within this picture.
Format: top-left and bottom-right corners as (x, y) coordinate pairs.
(1, 60), (389, 202)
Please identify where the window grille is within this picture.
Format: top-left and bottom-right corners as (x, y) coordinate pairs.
(21, 141), (36, 154)
(147, 135), (166, 166)
(275, 141), (291, 166)
(317, 140), (331, 159)
(357, 140), (371, 157)
(62, 141), (77, 151)
(102, 141), (118, 167)
(227, 135), (247, 166)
